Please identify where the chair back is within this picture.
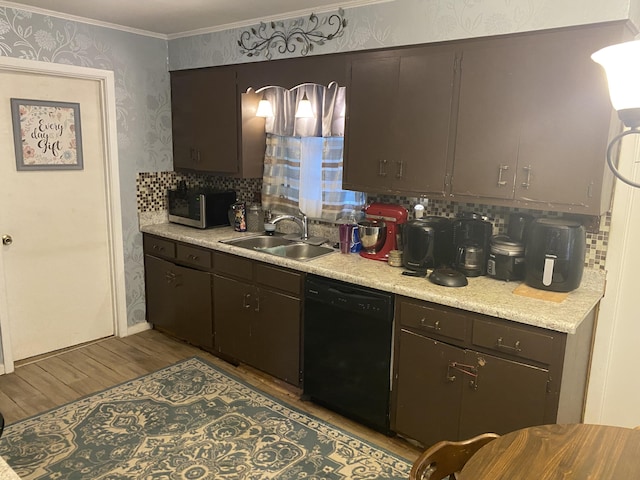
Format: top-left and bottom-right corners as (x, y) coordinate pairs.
(409, 432), (500, 480)
(0, 412), (4, 438)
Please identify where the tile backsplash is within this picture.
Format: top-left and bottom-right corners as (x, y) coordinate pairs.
(137, 171), (609, 270)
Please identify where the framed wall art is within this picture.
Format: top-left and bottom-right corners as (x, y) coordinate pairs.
(10, 98), (83, 171)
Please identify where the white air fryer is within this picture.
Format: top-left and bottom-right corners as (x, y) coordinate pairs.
(524, 218), (586, 292)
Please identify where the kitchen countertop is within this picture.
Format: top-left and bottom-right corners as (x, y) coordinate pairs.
(141, 223), (606, 334)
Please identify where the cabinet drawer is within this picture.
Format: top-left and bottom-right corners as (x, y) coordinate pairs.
(143, 235), (176, 259)
(255, 263), (302, 296)
(177, 244), (212, 269)
(472, 319), (555, 364)
(399, 299), (469, 342)
(214, 252), (253, 281)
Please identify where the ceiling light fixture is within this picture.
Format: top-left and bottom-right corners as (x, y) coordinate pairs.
(592, 40), (640, 188)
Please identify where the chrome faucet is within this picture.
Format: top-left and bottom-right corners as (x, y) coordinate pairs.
(268, 211), (309, 240)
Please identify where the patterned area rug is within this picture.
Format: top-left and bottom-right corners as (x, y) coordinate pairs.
(0, 357), (412, 479)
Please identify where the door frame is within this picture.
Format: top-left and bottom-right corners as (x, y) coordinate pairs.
(0, 57), (127, 374)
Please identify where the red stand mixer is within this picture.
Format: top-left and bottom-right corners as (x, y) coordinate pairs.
(358, 203), (408, 261)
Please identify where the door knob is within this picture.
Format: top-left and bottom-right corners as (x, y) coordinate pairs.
(2, 234), (12, 246)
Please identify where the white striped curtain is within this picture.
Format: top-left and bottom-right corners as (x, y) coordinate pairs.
(262, 134), (365, 221)
(261, 83), (365, 221)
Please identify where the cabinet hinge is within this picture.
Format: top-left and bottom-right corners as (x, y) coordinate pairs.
(546, 375), (553, 394)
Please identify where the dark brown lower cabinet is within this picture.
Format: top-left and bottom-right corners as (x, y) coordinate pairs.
(213, 253), (302, 386)
(143, 234), (214, 350)
(144, 254), (213, 349)
(392, 296), (593, 448)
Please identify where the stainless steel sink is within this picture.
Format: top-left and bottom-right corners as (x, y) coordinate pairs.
(221, 235), (335, 261)
(270, 243), (335, 261)
(222, 235), (292, 249)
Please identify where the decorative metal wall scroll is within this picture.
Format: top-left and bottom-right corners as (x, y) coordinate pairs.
(238, 9), (347, 60)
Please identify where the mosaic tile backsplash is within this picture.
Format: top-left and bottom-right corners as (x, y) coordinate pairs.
(137, 171), (609, 270)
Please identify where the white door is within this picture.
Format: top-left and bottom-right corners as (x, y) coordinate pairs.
(0, 69), (115, 361)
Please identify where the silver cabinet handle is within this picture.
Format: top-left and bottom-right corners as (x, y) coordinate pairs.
(379, 159), (388, 177)
(497, 164), (509, 186)
(396, 160), (404, 179)
(496, 337), (522, 352)
(420, 318), (441, 331)
(521, 165), (532, 189)
(243, 292), (252, 309)
(2, 234), (12, 246)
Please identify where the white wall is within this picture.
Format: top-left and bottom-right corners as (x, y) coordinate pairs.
(585, 135), (640, 426)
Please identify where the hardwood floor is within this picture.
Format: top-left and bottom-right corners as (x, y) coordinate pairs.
(0, 329), (422, 462)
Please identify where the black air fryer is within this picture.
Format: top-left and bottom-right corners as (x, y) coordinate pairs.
(524, 218), (586, 292)
(403, 216), (454, 271)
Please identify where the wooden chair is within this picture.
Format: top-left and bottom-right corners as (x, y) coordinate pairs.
(409, 433), (500, 480)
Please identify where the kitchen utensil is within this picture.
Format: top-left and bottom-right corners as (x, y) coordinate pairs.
(358, 220), (387, 253)
(525, 218), (585, 292)
(487, 234), (525, 281)
(428, 268), (468, 287)
(359, 203), (408, 261)
(455, 243), (485, 277)
(452, 213), (493, 276)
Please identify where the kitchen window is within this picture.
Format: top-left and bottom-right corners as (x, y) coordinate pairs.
(259, 83), (365, 221)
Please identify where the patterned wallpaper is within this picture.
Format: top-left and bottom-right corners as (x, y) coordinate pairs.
(0, 0), (632, 353)
(0, 7), (172, 332)
(168, 0), (632, 70)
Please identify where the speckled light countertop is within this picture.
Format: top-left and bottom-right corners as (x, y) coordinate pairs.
(0, 457), (20, 480)
(141, 223), (606, 334)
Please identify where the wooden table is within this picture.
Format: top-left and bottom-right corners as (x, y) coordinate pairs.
(458, 424), (640, 479)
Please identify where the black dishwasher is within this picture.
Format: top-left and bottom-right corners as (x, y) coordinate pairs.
(303, 275), (394, 434)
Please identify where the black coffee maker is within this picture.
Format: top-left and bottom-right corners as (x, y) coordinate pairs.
(452, 213), (493, 277)
(402, 216), (454, 271)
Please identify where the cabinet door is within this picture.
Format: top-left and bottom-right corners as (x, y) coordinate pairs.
(514, 26), (620, 210)
(213, 274), (253, 362)
(173, 264), (213, 349)
(394, 330), (464, 447)
(144, 254), (176, 333)
(458, 350), (549, 439)
(253, 287), (301, 386)
(170, 71), (197, 171)
(170, 67), (239, 174)
(392, 48), (457, 195)
(451, 37), (528, 200)
(344, 54), (399, 192)
(345, 48), (457, 195)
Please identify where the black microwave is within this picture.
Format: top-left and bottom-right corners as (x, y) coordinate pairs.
(168, 188), (236, 229)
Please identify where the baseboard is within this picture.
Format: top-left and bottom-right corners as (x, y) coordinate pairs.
(124, 321), (152, 337)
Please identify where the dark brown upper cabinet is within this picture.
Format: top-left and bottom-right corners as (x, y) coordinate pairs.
(343, 44), (458, 196)
(450, 22), (632, 215)
(170, 66), (266, 177)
